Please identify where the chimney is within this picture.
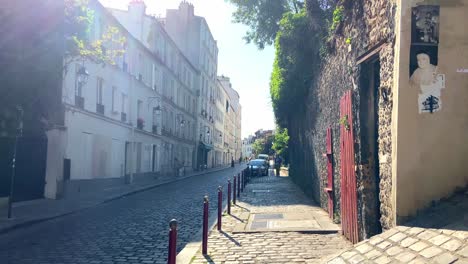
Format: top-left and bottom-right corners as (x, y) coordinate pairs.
(179, 1), (194, 19)
(128, 0), (146, 17)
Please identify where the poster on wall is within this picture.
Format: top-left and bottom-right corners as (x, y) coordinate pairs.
(409, 5), (442, 114)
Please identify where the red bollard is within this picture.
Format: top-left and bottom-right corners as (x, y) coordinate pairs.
(167, 219), (177, 264)
(202, 195), (209, 255)
(233, 176), (237, 205)
(227, 180), (231, 214)
(237, 173), (241, 198)
(217, 186), (222, 231)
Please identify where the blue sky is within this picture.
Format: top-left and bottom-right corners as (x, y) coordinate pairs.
(100, 0), (276, 138)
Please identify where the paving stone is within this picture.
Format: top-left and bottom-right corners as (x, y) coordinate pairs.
(458, 246), (468, 258)
(401, 237), (419, 248)
(380, 229), (399, 239)
(453, 259), (468, 264)
(386, 246), (404, 256)
(327, 257), (347, 264)
(395, 252), (417, 262)
(396, 226), (411, 232)
(409, 241), (430, 252)
(420, 246), (443, 258)
(409, 258), (429, 264)
(355, 243), (373, 254)
(365, 249), (382, 260)
(341, 251), (358, 260)
(418, 230), (439, 240)
(432, 252), (458, 264)
(389, 232), (408, 243)
(442, 239), (463, 252)
(348, 254), (366, 264)
(369, 236), (384, 245)
(453, 232), (468, 241)
(429, 235), (452, 246)
(407, 227), (425, 236)
(374, 255), (391, 264)
(376, 241), (392, 250)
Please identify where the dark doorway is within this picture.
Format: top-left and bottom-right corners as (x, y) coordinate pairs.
(0, 137), (47, 202)
(359, 56), (382, 236)
(152, 144), (156, 172)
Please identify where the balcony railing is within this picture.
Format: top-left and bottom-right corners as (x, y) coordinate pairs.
(96, 103), (104, 115)
(75, 95), (84, 109)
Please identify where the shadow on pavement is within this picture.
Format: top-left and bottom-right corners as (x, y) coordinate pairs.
(220, 230), (241, 246)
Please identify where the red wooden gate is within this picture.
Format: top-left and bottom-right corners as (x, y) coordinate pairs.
(323, 127), (333, 219)
(340, 90), (359, 244)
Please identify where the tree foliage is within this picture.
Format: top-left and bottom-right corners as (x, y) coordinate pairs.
(227, 0), (304, 49)
(252, 135), (274, 155)
(64, 0), (126, 73)
(272, 127), (289, 158)
(270, 7), (323, 126)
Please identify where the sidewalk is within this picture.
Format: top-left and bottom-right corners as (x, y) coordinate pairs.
(190, 173), (352, 264)
(323, 190), (468, 264)
(0, 164), (235, 234)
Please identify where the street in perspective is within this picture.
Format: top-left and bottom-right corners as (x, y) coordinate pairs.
(1, 0), (468, 264)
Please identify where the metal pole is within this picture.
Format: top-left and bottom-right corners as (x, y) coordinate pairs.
(8, 106), (23, 219)
(167, 219), (177, 264)
(233, 176), (236, 205)
(242, 170), (245, 189)
(202, 195), (209, 255)
(227, 180), (231, 215)
(217, 186), (222, 231)
(237, 173), (240, 198)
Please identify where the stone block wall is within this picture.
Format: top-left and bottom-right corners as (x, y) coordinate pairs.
(289, 0), (396, 241)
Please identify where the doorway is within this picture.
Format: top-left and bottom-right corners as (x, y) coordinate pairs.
(359, 56), (382, 236)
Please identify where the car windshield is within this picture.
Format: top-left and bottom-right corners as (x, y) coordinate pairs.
(250, 160), (265, 166)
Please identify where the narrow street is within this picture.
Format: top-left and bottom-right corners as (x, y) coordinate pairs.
(0, 166), (244, 264)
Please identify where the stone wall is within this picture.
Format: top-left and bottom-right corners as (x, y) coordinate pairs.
(288, 0), (396, 240)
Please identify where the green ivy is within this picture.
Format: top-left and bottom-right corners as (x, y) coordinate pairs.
(270, 8), (323, 126)
(330, 5), (344, 31)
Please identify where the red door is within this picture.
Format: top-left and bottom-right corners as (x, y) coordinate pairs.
(340, 90), (359, 244)
(323, 127), (333, 219)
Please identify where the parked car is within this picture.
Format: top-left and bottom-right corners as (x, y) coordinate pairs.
(257, 154), (270, 168)
(248, 159), (269, 176)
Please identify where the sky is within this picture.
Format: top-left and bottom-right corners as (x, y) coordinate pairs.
(99, 0), (276, 138)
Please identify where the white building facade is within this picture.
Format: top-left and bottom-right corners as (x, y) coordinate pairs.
(60, 0), (198, 187)
(164, 2), (219, 169)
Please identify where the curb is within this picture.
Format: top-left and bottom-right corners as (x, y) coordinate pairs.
(0, 165), (237, 235)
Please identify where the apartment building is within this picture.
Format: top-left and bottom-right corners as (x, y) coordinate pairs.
(164, 2), (219, 169)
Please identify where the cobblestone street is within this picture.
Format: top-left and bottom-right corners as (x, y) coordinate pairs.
(324, 191), (468, 264)
(0, 166), (244, 264)
(191, 174), (351, 263)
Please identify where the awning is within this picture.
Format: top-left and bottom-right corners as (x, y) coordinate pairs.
(198, 141), (214, 151)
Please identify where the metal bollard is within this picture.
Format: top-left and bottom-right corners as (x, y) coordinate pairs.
(167, 219), (177, 264)
(240, 171), (243, 193)
(227, 180), (231, 214)
(237, 173), (241, 198)
(202, 195), (209, 255)
(233, 176), (237, 205)
(217, 186), (222, 231)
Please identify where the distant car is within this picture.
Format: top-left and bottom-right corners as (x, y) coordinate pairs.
(257, 154), (270, 168)
(248, 159), (269, 176)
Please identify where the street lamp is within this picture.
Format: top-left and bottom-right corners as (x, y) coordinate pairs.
(76, 65), (89, 86)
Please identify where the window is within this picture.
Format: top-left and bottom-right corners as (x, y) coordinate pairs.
(96, 77), (103, 104)
(137, 100), (143, 118)
(112, 86), (117, 112)
(75, 64), (83, 97)
(121, 93), (127, 113)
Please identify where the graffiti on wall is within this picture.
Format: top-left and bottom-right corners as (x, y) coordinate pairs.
(410, 5), (443, 114)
